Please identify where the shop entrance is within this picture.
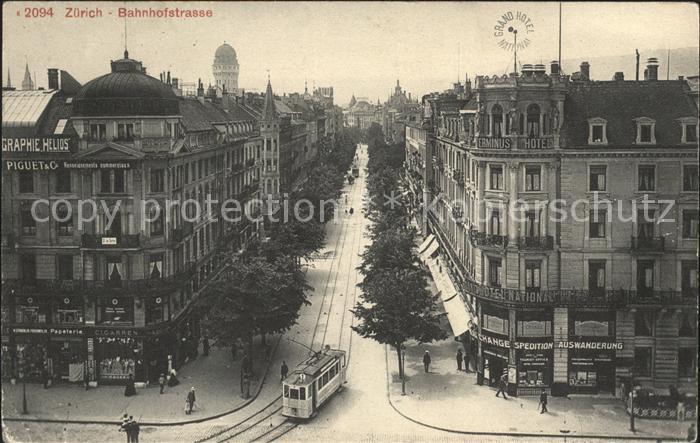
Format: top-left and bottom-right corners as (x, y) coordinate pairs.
(484, 349), (508, 386)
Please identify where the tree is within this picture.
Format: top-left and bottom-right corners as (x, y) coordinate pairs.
(265, 215), (326, 264)
(199, 254), (311, 372)
(358, 225), (421, 282)
(352, 267), (446, 395)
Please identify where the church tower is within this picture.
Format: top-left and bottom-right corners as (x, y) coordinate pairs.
(212, 42), (239, 96)
(260, 77), (281, 201)
(22, 62), (34, 90)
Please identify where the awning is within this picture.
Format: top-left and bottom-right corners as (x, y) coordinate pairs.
(420, 240), (440, 262)
(418, 234), (435, 254)
(427, 259), (472, 337)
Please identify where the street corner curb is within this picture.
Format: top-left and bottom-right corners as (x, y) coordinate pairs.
(2, 334), (283, 427)
(381, 345), (684, 442)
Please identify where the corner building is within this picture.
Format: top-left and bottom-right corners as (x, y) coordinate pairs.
(1, 52), (263, 385)
(411, 60), (698, 397)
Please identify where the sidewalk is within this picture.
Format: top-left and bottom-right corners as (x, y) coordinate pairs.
(387, 338), (691, 440)
(1, 340), (277, 425)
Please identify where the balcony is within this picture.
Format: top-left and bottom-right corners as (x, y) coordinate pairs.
(631, 236), (665, 252)
(518, 235), (554, 250)
(135, 137), (174, 153)
(172, 221), (194, 243)
(452, 207), (464, 224)
(469, 229), (508, 249)
(81, 234), (141, 249)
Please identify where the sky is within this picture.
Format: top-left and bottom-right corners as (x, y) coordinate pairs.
(2, 1), (698, 106)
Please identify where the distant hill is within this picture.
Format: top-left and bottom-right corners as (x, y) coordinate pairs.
(561, 47), (698, 81)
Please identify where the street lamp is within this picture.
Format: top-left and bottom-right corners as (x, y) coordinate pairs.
(629, 388), (637, 432)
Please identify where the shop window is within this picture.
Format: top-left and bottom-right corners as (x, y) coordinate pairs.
(683, 165), (699, 192)
(516, 311), (552, 337)
(116, 123), (135, 141)
(589, 209), (607, 238)
(96, 297), (133, 325)
(96, 337), (138, 380)
(636, 209), (655, 238)
(678, 348), (697, 378)
(14, 295), (47, 323)
(56, 203), (73, 236)
(53, 296), (83, 324)
(682, 210), (698, 238)
(633, 347), (652, 377)
(681, 261), (698, 297)
(589, 165), (607, 191)
(90, 123), (107, 141)
(679, 311), (697, 337)
(489, 165), (504, 190)
(525, 166), (541, 191)
(19, 171), (34, 193)
(146, 295), (167, 325)
(488, 258), (502, 288)
(20, 207), (37, 236)
(588, 261), (606, 297)
(634, 311), (655, 336)
(16, 342), (47, 380)
(21, 255), (36, 284)
(150, 169), (164, 193)
(55, 169), (72, 193)
(57, 255), (73, 280)
(638, 165), (655, 191)
(636, 260), (654, 297)
(525, 261), (541, 290)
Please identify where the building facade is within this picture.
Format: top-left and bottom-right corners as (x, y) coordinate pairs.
(409, 59), (698, 397)
(1, 51), (263, 385)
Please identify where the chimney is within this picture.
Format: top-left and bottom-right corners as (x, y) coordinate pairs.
(580, 62), (590, 81)
(678, 75), (684, 81)
(613, 72), (625, 81)
(522, 64), (534, 77)
(636, 49), (640, 81)
(550, 60), (560, 75)
(172, 78), (179, 89)
(534, 64), (546, 76)
(197, 78), (204, 97)
(47, 68), (59, 90)
(646, 58), (659, 81)
(166, 71), (171, 85)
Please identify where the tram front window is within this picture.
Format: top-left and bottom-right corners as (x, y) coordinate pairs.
(284, 385), (289, 397)
(299, 387), (306, 400)
(290, 388), (299, 400)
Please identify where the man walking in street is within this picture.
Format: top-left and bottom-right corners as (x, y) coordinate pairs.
(423, 350), (431, 373)
(158, 373), (166, 394)
(119, 414), (132, 443)
(463, 352), (470, 372)
(539, 389), (548, 413)
(456, 349), (463, 371)
(130, 418), (140, 443)
(186, 387), (196, 414)
(281, 361), (289, 381)
(495, 373), (508, 399)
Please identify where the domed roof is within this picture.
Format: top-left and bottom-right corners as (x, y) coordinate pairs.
(73, 53), (179, 117)
(214, 43), (238, 64)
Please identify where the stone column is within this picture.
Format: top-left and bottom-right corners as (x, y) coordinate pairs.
(508, 163), (519, 243)
(553, 308), (568, 385)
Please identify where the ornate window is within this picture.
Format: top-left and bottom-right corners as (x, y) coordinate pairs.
(677, 117), (698, 144)
(634, 117), (656, 144)
(526, 104), (541, 137)
(587, 117), (608, 145)
(490, 104), (503, 137)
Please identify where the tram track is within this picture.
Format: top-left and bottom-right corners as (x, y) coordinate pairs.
(196, 145), (366, 443)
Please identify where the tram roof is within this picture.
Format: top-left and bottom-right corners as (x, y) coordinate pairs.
(286, 349), (345, 385)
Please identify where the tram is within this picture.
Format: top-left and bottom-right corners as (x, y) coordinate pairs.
(281, 347), (347, 419)
(351, 164), (359, 178)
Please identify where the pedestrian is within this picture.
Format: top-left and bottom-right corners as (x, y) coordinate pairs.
(456, 349), (463, 371)
(186, 387), (196, 414)
(124, 374), (136, 397)
(119, 414), (132, 443)
(158, 373), (166, 394)
(42, 367), (50, 389)
(84, 362), (90, 391)
(423, 350), (431, 373)
(125, 415), (137, 443)
(687, 423), (696, 442)
(167, 368), (180, 387)
(539, 389), (548, 413)
(202, 336), (210, 356)
(130, 418), (140, 443)
(495, 374), (508, 399)
(463, 352), (470, 372)
(281, 361), (289, 381)
(669, 384), (681, 406)
(349, 207), (354, 215)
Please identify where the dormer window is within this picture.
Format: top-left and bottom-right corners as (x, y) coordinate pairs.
(587, 118), (608, 145)
(634, 117), (656, 145)
(678, 117), (699, 144)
